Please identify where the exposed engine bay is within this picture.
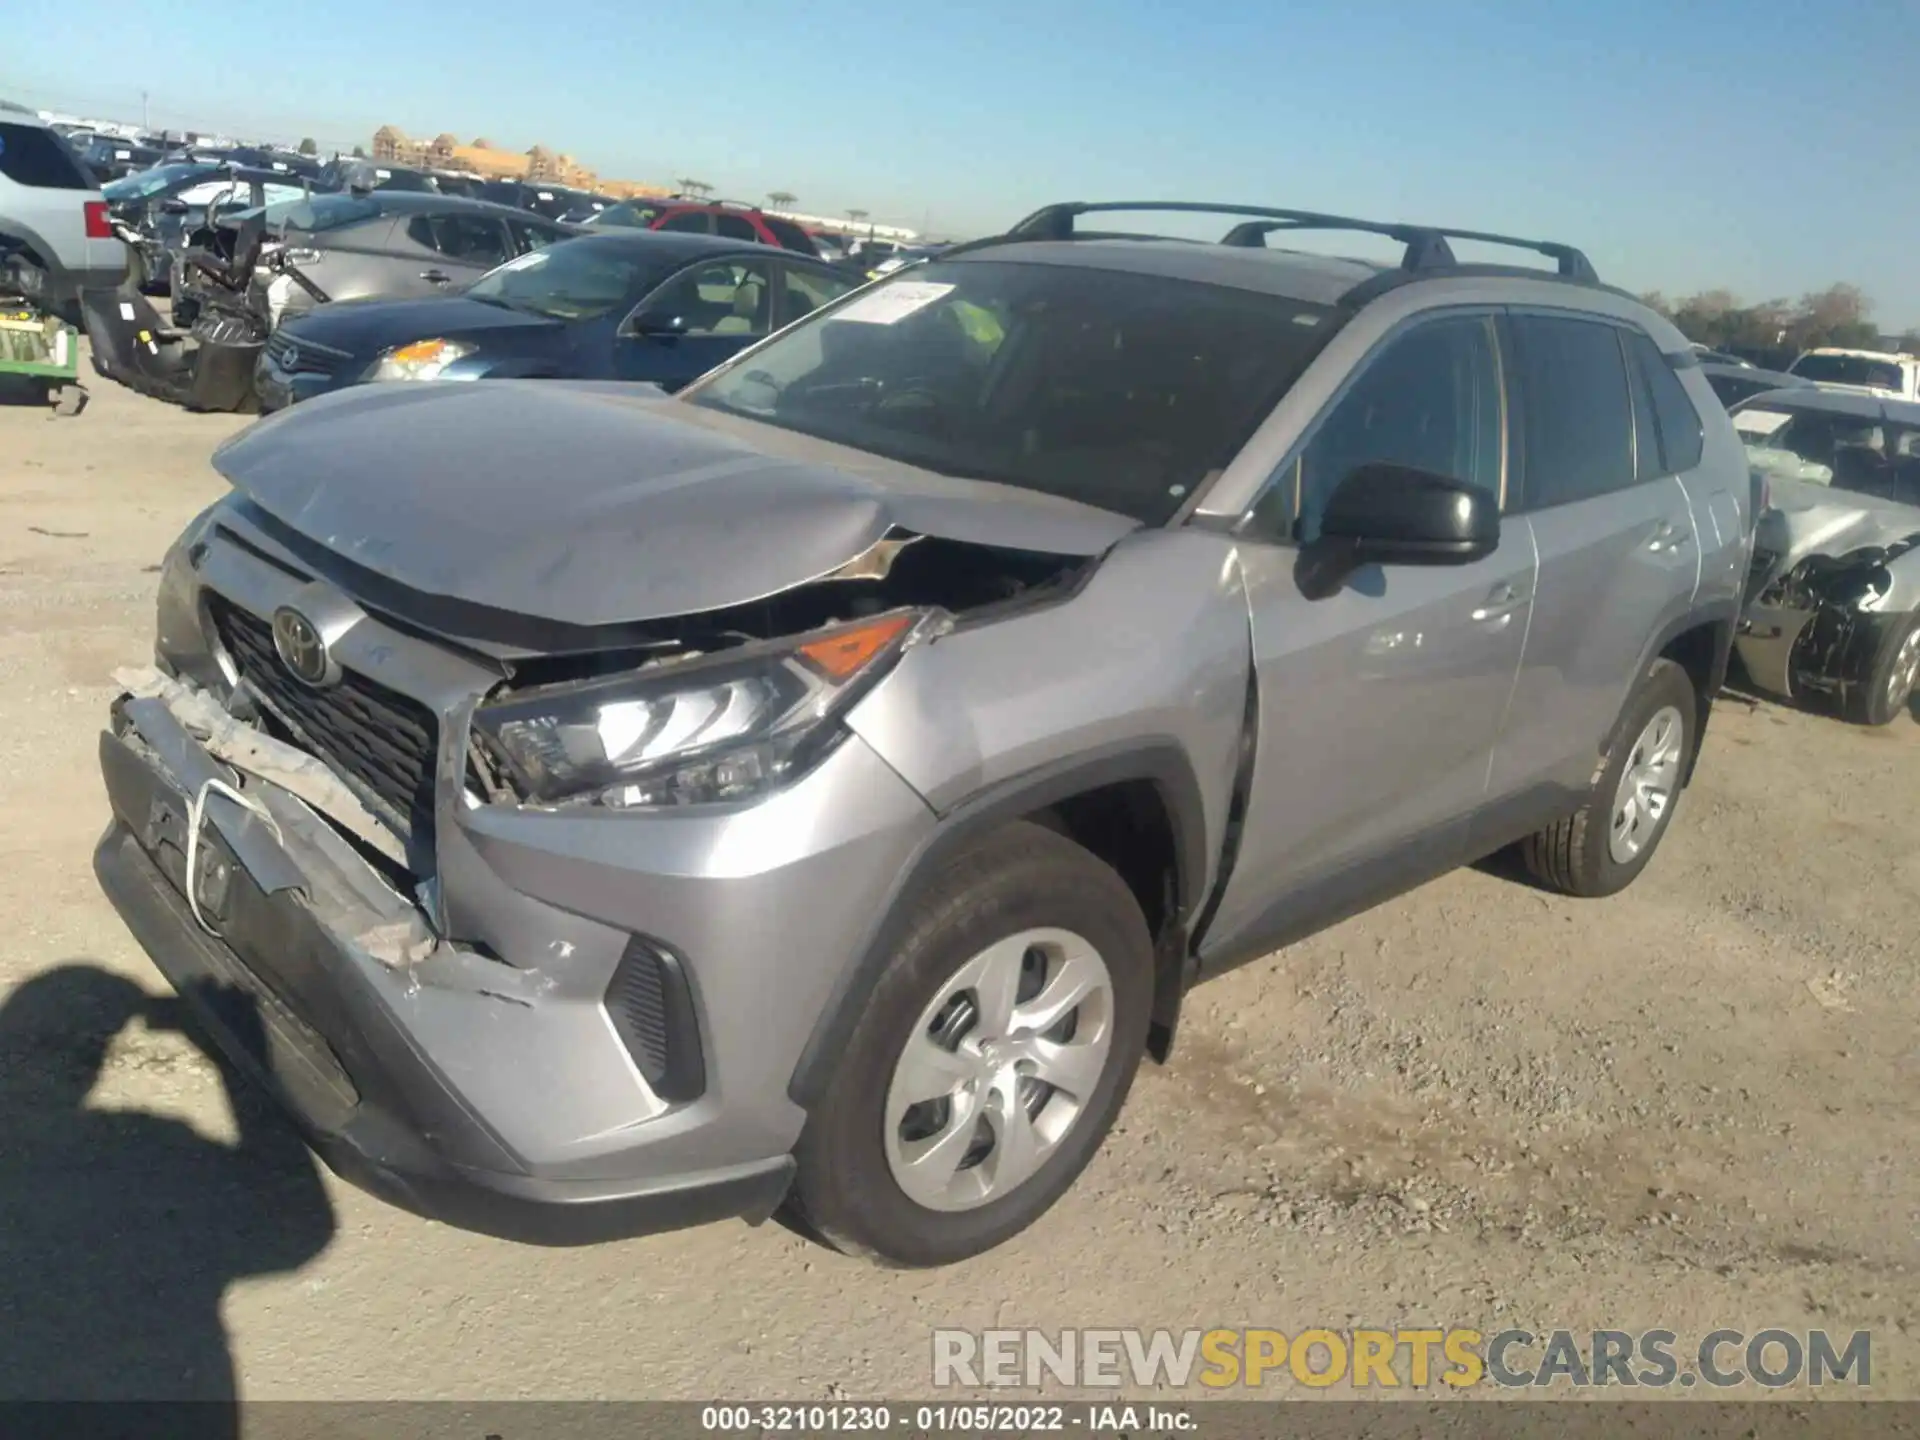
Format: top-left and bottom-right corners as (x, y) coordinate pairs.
(1736, 478), (1920, 707)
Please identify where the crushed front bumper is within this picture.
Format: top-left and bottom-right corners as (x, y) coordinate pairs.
(94, 699), (797, 1244)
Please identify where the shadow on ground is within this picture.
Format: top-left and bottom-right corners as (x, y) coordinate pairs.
(0, 962), (334, 1429)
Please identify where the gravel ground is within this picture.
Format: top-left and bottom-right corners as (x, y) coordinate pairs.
(0, 365), (1914, 1405)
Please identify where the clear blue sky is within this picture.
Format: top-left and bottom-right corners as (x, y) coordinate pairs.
(11, 0), (1919, 326)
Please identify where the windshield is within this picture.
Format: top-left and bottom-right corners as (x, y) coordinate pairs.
(1736, 406), (1920, 501)
(103, 163), (218, 201)
(261, 192), (384, 233)
(685, 259), (1343, 524)
(1788, 353), (1906, 391)
(465, 240), (662, 321)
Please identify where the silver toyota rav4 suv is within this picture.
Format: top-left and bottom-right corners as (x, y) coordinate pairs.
(96, 202), (1753, 1267)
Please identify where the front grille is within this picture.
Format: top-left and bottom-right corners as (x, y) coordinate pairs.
(264, 328), (350, 377)
(207, 592), (439, 840)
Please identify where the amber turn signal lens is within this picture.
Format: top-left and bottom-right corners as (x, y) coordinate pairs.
(797, 612), (915, 680)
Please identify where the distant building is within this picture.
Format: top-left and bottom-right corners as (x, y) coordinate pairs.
(369, 124), (669, 198)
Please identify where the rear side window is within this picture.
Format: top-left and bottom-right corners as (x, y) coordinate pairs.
(714, 212), (760, 242)
(656, 209), (711, 234)
(1511, 313), (1636, 509)
(0, 122), (95, 189)
(407, 213), (511, 266)
(764, 216), (817, 254)
(1626, 330), (1705, 474)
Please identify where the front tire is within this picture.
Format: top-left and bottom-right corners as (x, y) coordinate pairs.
(788, 821), (1153, 1267)
(1522, 658), (1696, 898)
(1844, 609), (1920, 727)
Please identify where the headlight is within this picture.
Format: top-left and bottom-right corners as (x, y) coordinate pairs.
(470, 608), (942, 809)
(368, 337), (476, 383)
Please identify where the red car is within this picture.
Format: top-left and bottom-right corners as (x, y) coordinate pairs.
(587, 198), (820, 256)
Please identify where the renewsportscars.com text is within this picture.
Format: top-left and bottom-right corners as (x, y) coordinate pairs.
(932, 1327), (1872, 1390)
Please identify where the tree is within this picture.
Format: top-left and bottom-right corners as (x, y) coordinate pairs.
(768, 190), (796, 211)
(674, 177), (713, 199)
(846, 208), (869, 233)
(351, 144), (367, 159)
(297, 137), (317, 156)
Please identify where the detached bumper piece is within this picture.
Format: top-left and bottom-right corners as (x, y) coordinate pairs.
(93, 705), (792, 1246)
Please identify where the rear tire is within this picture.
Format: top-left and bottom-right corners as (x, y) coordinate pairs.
(1843, 609), (1920, 727)
(1522, 658), (1696, 898)
(787, 821), (1153, 1268)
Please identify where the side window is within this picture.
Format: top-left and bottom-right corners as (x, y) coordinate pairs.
(0, 122), (95, 188)
(656, 209), (712, 234)
(507, 218), (560, 254)
(1281, 315), (1504, 543)
(713, 213), (760, 242)
(407, 214), (509, 266)
(1625, 330), (1706, 474)
(780, 265), (856, 323)
(764, 217), (816, 253)
(1626, 332), (1664, 483)
(1510, 313), (1637, 509)
(638, 259), (776, 336)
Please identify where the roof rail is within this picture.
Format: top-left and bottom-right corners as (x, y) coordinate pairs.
(1001, 201), (1599, 284)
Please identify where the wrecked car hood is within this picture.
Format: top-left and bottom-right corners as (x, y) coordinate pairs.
(212, 380), (1140, 628)
(1757, 476), (1920, 567)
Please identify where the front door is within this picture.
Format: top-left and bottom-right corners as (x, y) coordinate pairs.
(613, 256), (777, 391)
(1202, 311), (1535, 955)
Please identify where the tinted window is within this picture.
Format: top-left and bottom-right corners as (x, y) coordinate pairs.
(781, 265), (856, 322)
(266, 192), (383, 233)
(1285, 315), (1503, 542)
(1789, 353), (1906, 390)
(689, 260), (1342, 526)
(639, 258), (776, 336)
(713, 213), (760, 242)
(1627, 330), (1706, 474)
(407, 213), (511, 266)
(0, 122), (95, 189)
(469, 239), (665, 321)
(1706, 372), (1769, 408)
(1511, 314), (1636, 509)
(656, 209), (711, 235)
(764, 217), (818, 254)
(507, 217), (562, 254)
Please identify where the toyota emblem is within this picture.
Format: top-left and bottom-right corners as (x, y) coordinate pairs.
(271, 606), (336, 687)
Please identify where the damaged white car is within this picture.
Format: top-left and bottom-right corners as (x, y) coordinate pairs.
(1734, 387), (1920, 725)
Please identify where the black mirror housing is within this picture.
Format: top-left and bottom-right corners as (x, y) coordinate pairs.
(1315, 462), (1499, 567)
(626, 310), (688, 338)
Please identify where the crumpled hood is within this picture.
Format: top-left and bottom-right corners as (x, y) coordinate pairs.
(1758, 475), (1920, 567)
(212, 380), (1140, 628)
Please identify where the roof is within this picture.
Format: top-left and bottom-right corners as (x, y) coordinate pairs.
(1700, 363), (1808, 387)
(1799, 346), (1916, 362)
(1734, 387), (1920, 426)
(564, 229), (826, 264)
(943, 237), (1386, 306)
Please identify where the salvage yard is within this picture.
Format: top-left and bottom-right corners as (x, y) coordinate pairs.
(3, 368), (1918, 1400)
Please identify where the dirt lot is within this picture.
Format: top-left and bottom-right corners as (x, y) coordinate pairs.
(1, 366), (1915, 1404)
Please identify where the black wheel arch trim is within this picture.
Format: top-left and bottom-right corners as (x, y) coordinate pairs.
(786, 738), (1210, 1109)
(1610, 598), (1739, 785)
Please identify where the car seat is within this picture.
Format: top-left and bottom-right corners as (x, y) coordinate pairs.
(714, 276), (768, 335)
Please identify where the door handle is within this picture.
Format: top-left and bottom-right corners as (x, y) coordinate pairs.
(1650, 521), (1692, 552)
(421, 269), (452, 285)
(1472, 582), (1528, 623)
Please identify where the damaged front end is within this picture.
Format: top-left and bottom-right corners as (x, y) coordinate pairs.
(1737, 502), (1920, 704)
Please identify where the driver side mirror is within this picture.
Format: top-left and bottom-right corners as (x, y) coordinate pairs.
(624, 308), (688, 339)
(1309, 462), (1500, 569)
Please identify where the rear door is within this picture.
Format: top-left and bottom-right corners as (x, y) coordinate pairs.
(401, 211), (513, 293)
(1486, 311), (1701, 806)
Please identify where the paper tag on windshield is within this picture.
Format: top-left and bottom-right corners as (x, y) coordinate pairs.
(833, 281), (955, 325)
(1734, 409), (1792, 436)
